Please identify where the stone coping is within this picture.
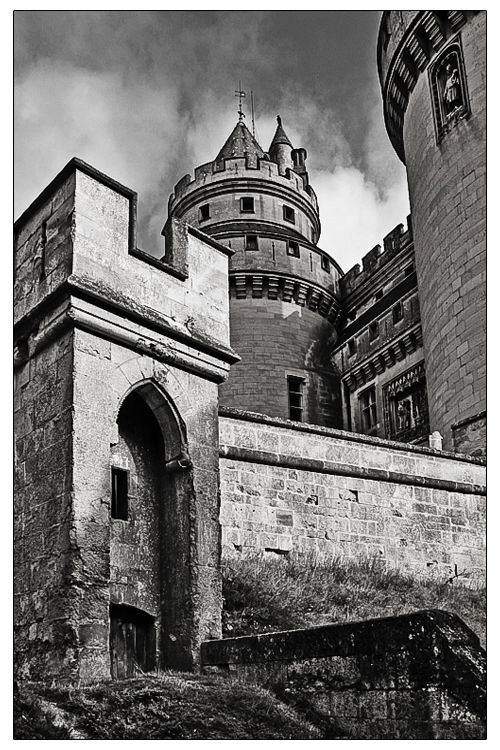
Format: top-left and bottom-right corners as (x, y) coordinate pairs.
(14, 156), (233, 260)
(218, 407), (486, 466)
(201, 609), (481, 665)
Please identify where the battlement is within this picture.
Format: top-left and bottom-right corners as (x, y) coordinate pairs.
(340, 216), (413, 296)
(169, 155), (318, 214)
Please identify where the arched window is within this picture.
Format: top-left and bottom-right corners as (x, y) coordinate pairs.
(430, 39), (470, 142)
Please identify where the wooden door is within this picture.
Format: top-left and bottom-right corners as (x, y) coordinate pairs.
(110, 605), (156, 679)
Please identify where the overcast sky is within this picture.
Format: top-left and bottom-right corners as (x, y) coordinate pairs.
(14, 10), (410, 273)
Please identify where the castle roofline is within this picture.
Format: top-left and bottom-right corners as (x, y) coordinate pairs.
(215, 121), (266, 163)
(269, 115), (293, 150)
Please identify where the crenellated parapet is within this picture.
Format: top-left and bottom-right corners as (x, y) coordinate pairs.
(340, 216), (413, 296)
(169, 155), (319, 215)
(378, 10), (474, 162)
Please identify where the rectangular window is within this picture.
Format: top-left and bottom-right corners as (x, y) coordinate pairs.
(288, 376), (305, 422)
(245, 234), (259, 250)
(360, 387), (377, 432)
(321, 255), (331, 273)
(287, 240), (300, 257)
(347, 310), (357, 322)
(369, 321), (379, 340)
(199, 204), (210, 221)
(393, 301), (404, 323)
(240, 196), (255, 213)
(348, 339), (357, 357)
(111, 467), (129, 520)
(375, 289), (384, 301)
(283, 205), (295, 223)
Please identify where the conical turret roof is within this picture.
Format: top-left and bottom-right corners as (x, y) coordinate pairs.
(269, 115), (293, 150)
(215, 121), (266, 162)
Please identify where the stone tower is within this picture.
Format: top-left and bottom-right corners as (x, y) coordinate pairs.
(378, 11), (486, 454)
(168, 116), (343, 427)
(14, 159), (235, 683)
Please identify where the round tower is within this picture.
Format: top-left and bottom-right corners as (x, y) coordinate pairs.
(378, 11), (485, 454)
(168, 115), (343, 426)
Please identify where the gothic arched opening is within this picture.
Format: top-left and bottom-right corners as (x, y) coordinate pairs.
(109, 381), (192, 677)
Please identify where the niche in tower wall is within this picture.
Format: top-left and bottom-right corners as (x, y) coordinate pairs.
(430, 37), (470, 143)
(383, 362), (429, 442)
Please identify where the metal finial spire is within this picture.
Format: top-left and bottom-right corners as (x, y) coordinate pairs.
(235, 81), (246, 121)
(277, 114), (282, 127)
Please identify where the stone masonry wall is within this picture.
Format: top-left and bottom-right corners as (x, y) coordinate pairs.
(15, 158), (235, 683)
(201, 610), (486, 739)
(219, 410), (485, 583)
(14, 325), (77, 682)
(219, 298), (342, 427)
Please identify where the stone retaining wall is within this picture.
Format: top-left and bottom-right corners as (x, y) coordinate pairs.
(201, 609), (486, 739)
(219, 409), (485, 582)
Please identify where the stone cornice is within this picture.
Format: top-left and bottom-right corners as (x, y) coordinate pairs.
(378, 11), (471, 162)
(341, 323), (424, 391)
(229, 270), (340, 323)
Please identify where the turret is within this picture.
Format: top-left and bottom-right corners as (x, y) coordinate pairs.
(268, 115), (294, 176)
(378, 11), (485, 454)
(168, 114), (343, 427)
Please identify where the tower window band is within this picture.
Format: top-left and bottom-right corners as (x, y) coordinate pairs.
(288, 376), (305, 422)
(283, 205), (295, 224)
(240, 196), (255, 213)
(111, 467), (129, 520)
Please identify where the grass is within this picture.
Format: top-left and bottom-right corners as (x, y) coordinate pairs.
(222, 553), (486, 647)
(15, 554), (485, 739)
(14, 673), (321, 740)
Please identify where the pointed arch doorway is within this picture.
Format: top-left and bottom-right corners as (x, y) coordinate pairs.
(109, 379), (191, 677)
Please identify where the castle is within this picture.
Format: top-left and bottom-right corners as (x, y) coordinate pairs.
(14, 8), (485, 698)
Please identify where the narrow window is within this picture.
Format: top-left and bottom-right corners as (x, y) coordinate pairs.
(375, 289), (384, 301)
(199, 204), (210, 222)
(393, 301), (404, 323)
(288, 376), (304, 422)
(240, 196), (255, 213)
(405, 264), (414, 277)
(245, 234), (259, 250)
(369, 321), (379, 341)
(111, 467), (129, 520)
(348, 339), (357, 357)
(321, 255), (331, 273)
(360, 387), (377, 432)
(347, 310), (357, 322)
(283, 205), (295, 224)
(287, 240), (300, 257)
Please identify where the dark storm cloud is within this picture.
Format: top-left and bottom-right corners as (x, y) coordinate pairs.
(14, 10), (409, 270)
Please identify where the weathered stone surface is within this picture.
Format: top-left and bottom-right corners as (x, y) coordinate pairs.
(14, 159), (231, 683)
(219, 411), (485, 581)
(201, 610), (486, 739)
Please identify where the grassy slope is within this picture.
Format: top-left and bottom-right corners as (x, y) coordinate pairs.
(14, 673), (320, 740)
(222, 554), (486, 647)
(15, 555), (485, 739)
